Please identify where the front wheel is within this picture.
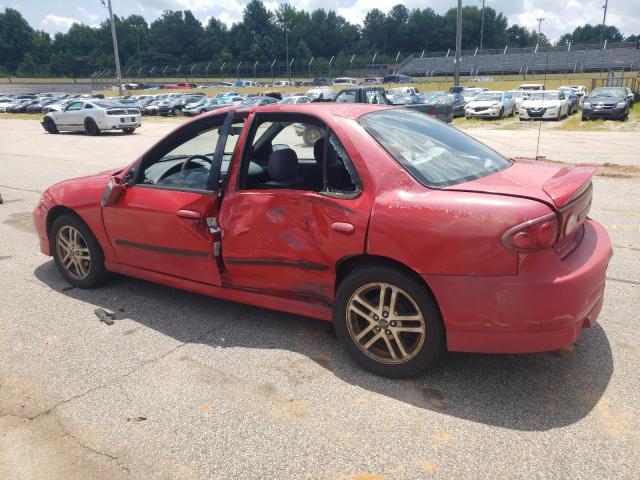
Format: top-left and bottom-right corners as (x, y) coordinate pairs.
(173, 107), (181, 116)
(43, 117), (58, 134)
(50, 214), (109, 288)
(333, 264), (444, 378)
(122, 127), (135, 134)
(498, 107), (504, 119)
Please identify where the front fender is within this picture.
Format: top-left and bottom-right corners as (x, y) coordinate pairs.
(41, 174), (116, 262)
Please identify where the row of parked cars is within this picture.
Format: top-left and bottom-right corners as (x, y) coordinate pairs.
(452, 84), (635, 121)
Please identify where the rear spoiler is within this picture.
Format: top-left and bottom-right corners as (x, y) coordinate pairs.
(542, 165), (596, 208)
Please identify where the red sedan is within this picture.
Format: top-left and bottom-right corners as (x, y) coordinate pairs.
(33, 104), (612, 377)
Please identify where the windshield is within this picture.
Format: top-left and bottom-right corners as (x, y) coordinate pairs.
(590, 88), (626, 98)
(359, 109), (511, 188)
(527, 92), (560, 101)
(474, 93), (502, 101)
(461, 90), (480, 98)
(279, 97), (297, 104)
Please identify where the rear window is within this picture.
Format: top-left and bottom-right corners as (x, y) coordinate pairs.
(358, 109), (511, 188)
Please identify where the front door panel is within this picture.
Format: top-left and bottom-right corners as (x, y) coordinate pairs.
(103, 187), (220, 285)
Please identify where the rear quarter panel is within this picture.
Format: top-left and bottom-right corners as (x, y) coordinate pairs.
(339, 119), (552, 276)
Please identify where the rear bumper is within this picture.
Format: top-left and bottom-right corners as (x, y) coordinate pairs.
(424, 220), (612, 353)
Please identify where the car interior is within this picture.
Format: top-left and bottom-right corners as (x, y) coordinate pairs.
(138, 113), (360, 195)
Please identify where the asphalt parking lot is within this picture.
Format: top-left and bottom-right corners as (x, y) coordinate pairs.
(1, 119), (638, 479)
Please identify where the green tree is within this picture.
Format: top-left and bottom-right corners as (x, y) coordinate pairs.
(0, 8), (35, 72)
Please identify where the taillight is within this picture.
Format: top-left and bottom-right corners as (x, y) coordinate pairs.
(427, 107), (437, 116)
(501, 213), (559, 252)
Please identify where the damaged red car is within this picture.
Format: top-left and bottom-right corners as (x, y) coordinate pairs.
(33, 104), (612, 377)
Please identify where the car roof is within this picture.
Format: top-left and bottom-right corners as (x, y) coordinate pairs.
(200, 102), (395, 122)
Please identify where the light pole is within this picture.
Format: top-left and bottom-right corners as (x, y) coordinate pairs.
(600, 0), (609, 44)
(479, 0), (486, 52)
(454, 0), (462, 86)
(100, 0), (123, 95)
(536, 17), (545, 47)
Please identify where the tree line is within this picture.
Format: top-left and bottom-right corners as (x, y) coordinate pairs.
(1, 1), (638, 77)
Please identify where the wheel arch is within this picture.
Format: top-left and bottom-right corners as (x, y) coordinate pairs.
(335, 254), (440, 308)
(46, 206), (106, 255)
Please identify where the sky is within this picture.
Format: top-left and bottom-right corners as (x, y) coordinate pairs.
(1, 0), (638, 42)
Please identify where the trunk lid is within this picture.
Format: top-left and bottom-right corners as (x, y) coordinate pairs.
(448, 160), (596, 257)
(446, 160), (596, 208)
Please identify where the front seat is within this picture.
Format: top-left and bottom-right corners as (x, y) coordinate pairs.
(263, 148), (301, 188)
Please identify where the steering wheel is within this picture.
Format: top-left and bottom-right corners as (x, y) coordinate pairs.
(180, 155), (212, 172)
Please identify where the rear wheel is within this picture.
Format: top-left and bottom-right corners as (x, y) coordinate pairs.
(122, 127), (135, 134)
(43, 117), (58, 134)
(84, 118), (99, 136)
(50, 214), (109, 288)
(333, 264), (444, 378)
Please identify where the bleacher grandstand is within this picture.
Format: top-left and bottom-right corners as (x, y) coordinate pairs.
(398, 42), (640, 77)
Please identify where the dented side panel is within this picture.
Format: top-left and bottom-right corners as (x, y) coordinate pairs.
(218, 190), (371, 303)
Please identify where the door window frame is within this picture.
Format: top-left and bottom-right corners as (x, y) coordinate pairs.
(236, 111), (362, 199)
(127, 110), (242, 195)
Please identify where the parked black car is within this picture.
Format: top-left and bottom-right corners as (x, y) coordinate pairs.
(26, 98), (59, 114)
(582, 87), (629, 121)
(158, 94), (205, 116)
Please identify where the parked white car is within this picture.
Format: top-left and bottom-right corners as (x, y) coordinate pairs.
(387, 86), (419, 96)
(333, 77), (359, 85)
(561, 85), (587, 98)
(306, 87), (334, 100)
(42, 99), (141, 135)
(506, 90), (529, 114)
(465, 91), (516, 119)
(519, 90), (570, 121)
(279, 95), (312, 104)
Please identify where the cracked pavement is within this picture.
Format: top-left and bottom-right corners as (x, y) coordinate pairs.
(0, 119), (639, 479)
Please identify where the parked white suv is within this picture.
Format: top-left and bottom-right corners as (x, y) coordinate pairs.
(42, 99), (141, 135)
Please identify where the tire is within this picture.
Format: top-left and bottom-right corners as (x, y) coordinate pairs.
(333, 264), (445, 378)
(302, 126), (323, 147)
(50, 214), (109, 288)
(199, 109), (206, 115)
(43, 117), (58, 134)
(84, 118), (99, 136)
(582, 113), (589, 121)
(122, 127), (135, 134)
(498, 107), (504, 119)
(173, 107), (181, 116)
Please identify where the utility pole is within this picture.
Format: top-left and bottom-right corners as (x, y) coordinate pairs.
(600, 0), (609, 43)
(454, 0), (462, 86)
(536, 17), (545, 47)
(101, 0), (123, 96)
(479, 0), (485, 52)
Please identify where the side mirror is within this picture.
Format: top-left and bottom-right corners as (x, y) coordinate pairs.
(101, 178), (126, 207)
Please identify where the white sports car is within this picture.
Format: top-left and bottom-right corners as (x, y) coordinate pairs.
(42, 99), (141, 135)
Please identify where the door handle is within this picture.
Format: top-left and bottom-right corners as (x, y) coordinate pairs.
(331, 222), (354, 233)
(176, 209), (202, 219)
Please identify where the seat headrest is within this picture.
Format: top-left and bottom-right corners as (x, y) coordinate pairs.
(313, 137), (339, 165)
(313, 137), (326, 163)
(268, 148), (298, 181)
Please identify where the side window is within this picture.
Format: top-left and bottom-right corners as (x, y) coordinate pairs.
(65, 102), (83, 111)
(140, 120), (244, 191)
(240, 116), (360, 195)
(336, 91), (357, 103)
(84, 103), (94, 109)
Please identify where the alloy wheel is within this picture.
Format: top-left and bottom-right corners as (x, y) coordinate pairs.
(346, 282), (426, 364)
(56, 225), (91, 280)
